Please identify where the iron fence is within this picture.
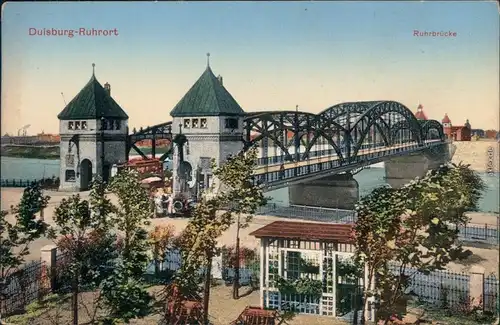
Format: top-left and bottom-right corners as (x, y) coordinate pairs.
(457, 223), (499, 244)
(387, 263), (499, 314)
(484, 275), (499, 313)
(0, 177), (60, 189)
(0, 260), (47, 318)
(255, 203), (356, 223)
(257, 204), (499, 245)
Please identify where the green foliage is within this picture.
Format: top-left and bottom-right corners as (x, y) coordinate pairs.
(49, 178), (118, 290)
(0, 183), (49, 305)
(93, 169), (154, 320)
(5, 294), (68, 324)
(275, 277), (323, 298)
(101, 269), (152, 322)
(213, 147), (268, 225)
(353, 162), (486, 322)
(108, 169), (152, 279)
(167, 146), (267, 302)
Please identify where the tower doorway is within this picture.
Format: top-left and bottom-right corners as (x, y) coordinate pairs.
(103, 164), (111, 183)
(80, 159), (93, 190)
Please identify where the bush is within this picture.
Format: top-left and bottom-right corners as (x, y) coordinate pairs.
(101, 269), (153, 322)
(220, 245), (257, 269)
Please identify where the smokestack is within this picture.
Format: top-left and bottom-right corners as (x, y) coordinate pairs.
(104, 82), (111, 95)
(217, 75), (223, 86)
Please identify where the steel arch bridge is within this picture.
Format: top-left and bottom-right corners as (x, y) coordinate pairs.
(126, 100), (447, 187)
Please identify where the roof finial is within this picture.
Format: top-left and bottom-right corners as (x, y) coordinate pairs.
(206, 53), (210, 68)
(92, 63), (95, 76)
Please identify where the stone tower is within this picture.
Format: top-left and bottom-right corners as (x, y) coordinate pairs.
(170, 56), (245, 197)
(57, 64), (129, 191)
(442, 113), (452, 139)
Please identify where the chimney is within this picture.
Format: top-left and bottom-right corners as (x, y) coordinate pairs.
(217, 75), (223, 86)
(104, 82), (111, 95)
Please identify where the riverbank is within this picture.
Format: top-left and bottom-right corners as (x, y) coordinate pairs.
(0, 144), (171, 160)
(1, 145), (59, 159)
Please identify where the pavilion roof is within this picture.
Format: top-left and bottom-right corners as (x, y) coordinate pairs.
(249, 221), (353, 243)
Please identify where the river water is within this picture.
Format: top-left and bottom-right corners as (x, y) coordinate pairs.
(1, 156), (498, 213)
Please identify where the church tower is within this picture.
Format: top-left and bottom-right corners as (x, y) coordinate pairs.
(170, 54), (245, 197)
(57, 64), (129, 191)
(442, 113), (452, 140)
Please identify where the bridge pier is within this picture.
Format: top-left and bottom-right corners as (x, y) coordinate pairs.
(288, 173), (359, 210)
(384, 152), (444, 189)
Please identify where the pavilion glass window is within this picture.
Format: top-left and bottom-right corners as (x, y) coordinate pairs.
(183, 119), (191, 129)
(200, 118), (208, 128)
(81, 121), (88, 130)
(75, 121), (81, 130)
(68, 121), (74, 130)
(192, 119), (199, 128)
(115, 120), (121, 130)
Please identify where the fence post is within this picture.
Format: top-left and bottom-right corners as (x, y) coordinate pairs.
(40, 245), (58, 293)
(470, 265), (485, 309)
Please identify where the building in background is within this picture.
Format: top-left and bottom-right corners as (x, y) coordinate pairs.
(471, 129), (485, 138)
(442, 113), (471, 141)
(485, 129), (499, 140)
(414, 104), (428, 120)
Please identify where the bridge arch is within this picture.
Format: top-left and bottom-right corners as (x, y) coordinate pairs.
(421, 120), (445, 141)
(126, 121), (173, 160)
(348, 101), (424, 158)
(243, 111), (346, 163)
(318, 101), (394, 150)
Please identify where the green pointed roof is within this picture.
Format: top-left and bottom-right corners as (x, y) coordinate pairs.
(57, 73), (129, 120)
(170, 66), (245, 117)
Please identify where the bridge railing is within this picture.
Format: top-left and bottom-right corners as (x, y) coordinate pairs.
(255, 142), (388, 166)
(252, 140), (444, 187)
(254, 139), (443, 167)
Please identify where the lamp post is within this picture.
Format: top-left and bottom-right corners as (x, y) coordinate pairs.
(100, 115), (105, 183)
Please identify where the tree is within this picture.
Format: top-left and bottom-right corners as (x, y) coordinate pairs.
(353, 163), (485, 324)
(164, 147), (266, 323)
(148, 225), (176, 277)
(101, 168), (153, 322)
(49, 178), (117, 325)
(0, 184), (49, 319)
(212, 147), (267, 299)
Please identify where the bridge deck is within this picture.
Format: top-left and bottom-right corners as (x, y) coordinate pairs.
(253, 140), (440, 174)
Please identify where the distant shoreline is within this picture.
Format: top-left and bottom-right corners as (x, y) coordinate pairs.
(1, 145), (170, 160)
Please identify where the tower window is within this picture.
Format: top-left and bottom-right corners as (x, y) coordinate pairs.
(101, 119), (108, 130)
(225, 118), (238, 129)
(75, 121), (81, 130)
(200, 118), (207, 128)
(183, 119), (191, 129)
(192, 119), (199, 128)
(68, 121), (74, 130)
(81, 121), (88, 130)
(115, 120), (121, 130)
(65, 170), (76, 182)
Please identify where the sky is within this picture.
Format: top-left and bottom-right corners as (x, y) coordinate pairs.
(1, 1), (499, 135)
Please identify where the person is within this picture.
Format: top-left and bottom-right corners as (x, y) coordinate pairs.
(166, 194), (174, 216)
(154, 188), (164, 218)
